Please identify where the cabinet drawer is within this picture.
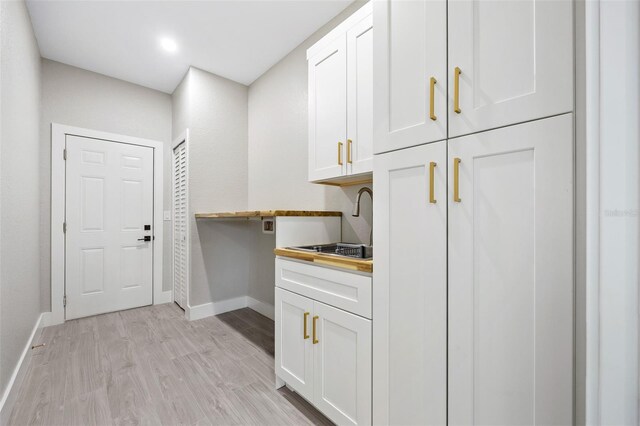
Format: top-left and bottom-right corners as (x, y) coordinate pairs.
(276, 258), (372, 319)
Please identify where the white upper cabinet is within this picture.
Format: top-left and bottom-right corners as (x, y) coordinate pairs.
(308, 35), (347, 182)
(373, 0), (447, 154)
(347, 13), (374, 175)
(448, 0), (573, 137)
(448, 114), (573, 424)
(308, 3), (373, 183)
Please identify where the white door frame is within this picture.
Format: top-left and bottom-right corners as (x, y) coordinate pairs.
(49, 123), (167, 326)
(171, 130), (190, 310)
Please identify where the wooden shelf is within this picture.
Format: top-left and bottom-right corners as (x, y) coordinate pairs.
(195, 210), (342, 219)
(274, 247), (373, 273)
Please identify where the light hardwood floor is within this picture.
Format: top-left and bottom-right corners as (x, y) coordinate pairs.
(9, 304), (332, 426)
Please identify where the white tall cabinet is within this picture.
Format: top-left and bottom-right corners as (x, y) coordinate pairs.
(373, 0), (575, 424)
(373, 141), (447, 425)
(448, 114), (573, 425)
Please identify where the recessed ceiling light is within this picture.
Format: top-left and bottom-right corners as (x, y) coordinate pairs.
(160, 37), (177, 53)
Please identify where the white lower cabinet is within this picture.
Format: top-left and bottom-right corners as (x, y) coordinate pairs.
(275, 264), (372, 426)
(313, 301), (371, 426)
(275, 287), (314, 402)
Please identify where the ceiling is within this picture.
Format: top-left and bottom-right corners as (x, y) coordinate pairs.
(26, 0), (353, 93)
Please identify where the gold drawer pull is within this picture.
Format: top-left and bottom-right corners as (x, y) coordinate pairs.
(312, 315), (319, 344)
(429, 162), (437, 203)
(454, 67), (462, 114)
(347, 139), (353, 164)
(429, 77), (437, 121)
(338, 142), (344, 166)
(453, 158), (461, 202)
(303, 312), (310, 339)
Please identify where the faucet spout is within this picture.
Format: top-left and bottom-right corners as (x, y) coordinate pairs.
(352, 187), (373, 217)
(352, 187), (373, 246)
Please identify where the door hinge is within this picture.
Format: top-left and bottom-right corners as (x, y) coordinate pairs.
(63, 222), (67, 233)
(63, 149), (67, 160)
(63, 295), (67, 307)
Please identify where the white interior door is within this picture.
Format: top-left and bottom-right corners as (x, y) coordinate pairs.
(448, 0), (573, 138)
(65, 135), (154, 320)
(448, 114), (573, 425)
(373, 141), (447, 425)
(173, 141), (188, 308)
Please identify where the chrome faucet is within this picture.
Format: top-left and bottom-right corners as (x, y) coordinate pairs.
(352, 187), (373, 246)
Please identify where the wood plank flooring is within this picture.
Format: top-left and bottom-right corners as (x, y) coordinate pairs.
(9, 304), (332, 426)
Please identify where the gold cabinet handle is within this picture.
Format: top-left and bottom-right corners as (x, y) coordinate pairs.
(429, 162), (437, 203)
(347, 139), (353, 164)
(429, 77), (437, 121)
(303, 312), (310, 339)
(338, 142), (344, 166)
(454, 67), (462, 114)
(453, 158), (461, 202)
(312, 315), (319, 344)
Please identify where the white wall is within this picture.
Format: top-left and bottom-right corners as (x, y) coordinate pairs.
(40, 59), (173, 311)
(172, 67), (250, 307)
(0, 0), (42, 400)
(585, 0), (640, 423)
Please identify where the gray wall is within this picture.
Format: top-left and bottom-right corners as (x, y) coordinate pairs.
(40, 59), (173, 311)
(0, 0), (42, 397)
(172, 67), (251, 307)
(245, 1), (371, 307)
(247, 0), (372, 246)
(171, 4), (374, 310)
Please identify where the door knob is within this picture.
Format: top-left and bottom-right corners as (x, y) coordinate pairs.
(138, 236), (151, 242)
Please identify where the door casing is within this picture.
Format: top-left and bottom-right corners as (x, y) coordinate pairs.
(49, 123), (167, 326)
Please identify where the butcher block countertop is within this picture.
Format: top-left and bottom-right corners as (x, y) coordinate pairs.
(195, 210), (342, 219)
(274, 247), (373, 273)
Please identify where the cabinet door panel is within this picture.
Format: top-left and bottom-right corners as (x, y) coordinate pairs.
(448, 0), (573, 137)
(313, 301), (371, 426)
(309, 36), (347, 181)
(373, 141), (447, 425)
(448, 114), (573, 425)
(347, 14), (374, 175)
(275, 288), (314, 401)
(373, 0), (447, 154)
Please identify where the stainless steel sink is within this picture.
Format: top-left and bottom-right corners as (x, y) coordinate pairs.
(290, 242), (373, 259)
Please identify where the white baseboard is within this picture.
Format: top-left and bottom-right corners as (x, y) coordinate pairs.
(186, 296), (275, 322)
(41, 310), (63, 327)
(0, 313), (44, 425)
(43, 289), (173, 327)
(155, 290), (172, 305)
(247, 297), (275, 321)
(186, 296), (248, 321)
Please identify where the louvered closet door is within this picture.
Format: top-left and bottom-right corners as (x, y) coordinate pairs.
(173, 142), (188, 308)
